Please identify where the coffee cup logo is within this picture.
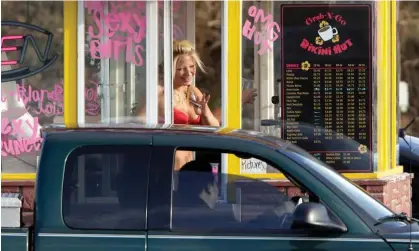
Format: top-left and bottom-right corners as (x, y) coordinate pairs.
(300, 12), (353, 56)
(318, 25), (338, 41)
(314, 21), (340, 46)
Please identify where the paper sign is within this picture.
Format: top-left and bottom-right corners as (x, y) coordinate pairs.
(241, 158), (267, 174)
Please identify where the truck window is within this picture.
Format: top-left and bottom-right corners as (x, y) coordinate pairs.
(171, 149), (342, 233)
(171, 149), (297, 232)
(62, 145), (151, 230)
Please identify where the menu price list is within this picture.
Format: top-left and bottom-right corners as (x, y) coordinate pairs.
(282, 62), (371, 171)
(281, 4), (373, 172)
(312, 152), (368, 169)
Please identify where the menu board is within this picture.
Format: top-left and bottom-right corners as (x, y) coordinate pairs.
(281, 4), (373, 172)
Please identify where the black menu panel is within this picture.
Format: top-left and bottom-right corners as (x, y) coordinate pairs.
(281, 4), (373, 172)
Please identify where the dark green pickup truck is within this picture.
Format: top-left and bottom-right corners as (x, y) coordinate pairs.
(2, 124), (418, 251)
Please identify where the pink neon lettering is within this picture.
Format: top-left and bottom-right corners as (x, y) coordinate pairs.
(1, 117), (42, 156)
(131, 14), (146, 43)
(2, 80), (100, 156)
(106, 13), (120, 37)
(10, 119), (25, 136)
(2, 82), (99, 118)
(1, 138), (43, 157)
(1, 117), (39, 139)
(26, 117), (40, 143)
(1, 35), (23, 49)
(118, 13), (136, 34)
(86, 1), (182, 66)
(1, 60), (18, 66)
(85, 1), (181, 20)
(88, 9), (146, 66)
(242, 20), (256, 40)
(1, 118), (12, 135)
(248, 6), (274, 28)
(85, 1), (105, 14)
(1, 35), (24, 65)
(85, 80), (100, 116)
(243, 6), (280, 56)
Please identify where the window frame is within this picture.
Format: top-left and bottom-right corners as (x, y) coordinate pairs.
(61, 144), (152, 231)
(165, 146), (347, 235)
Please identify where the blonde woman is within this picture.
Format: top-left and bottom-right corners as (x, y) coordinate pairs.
(137, 40), (219, 170)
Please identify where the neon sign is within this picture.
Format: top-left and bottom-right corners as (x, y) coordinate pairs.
(1, 21), (58, 82)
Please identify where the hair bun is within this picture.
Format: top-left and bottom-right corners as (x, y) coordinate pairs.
(173, 40), (195, 54)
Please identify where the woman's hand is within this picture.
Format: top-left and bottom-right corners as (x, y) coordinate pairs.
(242, 88), (258, 104)
(192, 93), (211, 116)
(191, 87), (219, 126)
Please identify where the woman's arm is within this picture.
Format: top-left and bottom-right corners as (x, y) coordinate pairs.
(212, 107), (222, 125)
(192, 87), (220, 127)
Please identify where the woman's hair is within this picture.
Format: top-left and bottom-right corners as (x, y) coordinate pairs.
(157, 40), (204, 81)
(172, 40), (206, 102)
(173, 40), (206, 74)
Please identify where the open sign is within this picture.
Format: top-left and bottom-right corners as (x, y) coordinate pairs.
(1, 21), (59, 82)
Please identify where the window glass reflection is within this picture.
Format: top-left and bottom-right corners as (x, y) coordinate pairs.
(1, 1), (64, 173)
(84, 1), (150, 122)
(84, 1), (222, 127)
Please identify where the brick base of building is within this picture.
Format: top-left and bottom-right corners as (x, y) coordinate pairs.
(264, 172), (413, 217)
(354, 173), (413, 216)
(0, 172), (413, 226)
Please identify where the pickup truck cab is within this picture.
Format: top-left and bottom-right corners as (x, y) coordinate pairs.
(2, 124), (418, 251)
(400, 133), (419, 218)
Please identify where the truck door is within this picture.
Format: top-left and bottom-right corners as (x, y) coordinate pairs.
(35, 144), (151, 251)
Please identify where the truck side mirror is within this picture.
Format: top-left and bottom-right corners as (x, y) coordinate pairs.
(291, 202), (347, 233)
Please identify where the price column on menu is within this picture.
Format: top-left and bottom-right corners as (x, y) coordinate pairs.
(323, 65), (334, 140)
(312, 65), (323, 145)
(335, 65), (345, 140)
(346, 64), (356, 140)
(356, 63), (368, 142)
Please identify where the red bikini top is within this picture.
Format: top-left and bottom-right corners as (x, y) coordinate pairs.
(173, 108), (201, 125)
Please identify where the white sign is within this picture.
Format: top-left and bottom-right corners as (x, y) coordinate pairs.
(399, 81), (409, 113)
(241, 158), (267, 174)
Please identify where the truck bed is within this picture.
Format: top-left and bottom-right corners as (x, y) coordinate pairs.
(2, 227), (29, 251)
